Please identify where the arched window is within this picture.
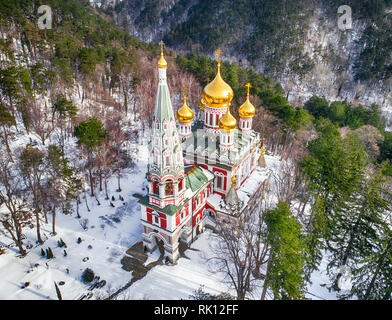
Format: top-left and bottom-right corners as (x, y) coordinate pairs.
(152, 181), (159, 195)
(216, 175), (223, 189)
(165, 181), (174, 196)
(153, 152), (158, 164)
(163, 134), (169, 147)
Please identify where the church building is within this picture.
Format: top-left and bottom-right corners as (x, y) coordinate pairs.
(139, 43), (270, 262)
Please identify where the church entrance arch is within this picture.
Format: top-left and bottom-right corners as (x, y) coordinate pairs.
(178, 226), (190, 257)
(150, 232), (166, 256)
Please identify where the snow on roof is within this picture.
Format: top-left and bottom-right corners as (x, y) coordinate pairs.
(206, 193), (229, 214)
(199, 166), (215, 181)
(207, 154), (278, 216)
(237, 166), (271, 205)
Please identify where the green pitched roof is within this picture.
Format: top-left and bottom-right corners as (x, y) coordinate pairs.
(138, 195), (183, 216)
(185, 165), (211, 192)
(154, 82), (175, 122)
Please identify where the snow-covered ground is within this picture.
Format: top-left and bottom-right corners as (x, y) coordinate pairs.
(0, 135), (339, 300)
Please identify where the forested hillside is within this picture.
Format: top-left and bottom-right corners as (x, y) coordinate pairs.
(93, 0), (392, 120)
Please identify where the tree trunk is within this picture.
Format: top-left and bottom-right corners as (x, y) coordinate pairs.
(261, 255), (272, 300)
(35, 209), (43, 244)
(89, 168), (94, 197)
(76, 198), (80, 218)
(104, 178), (109, 200)
(117, 173), (121, 192)
(333, 216), (361, 291)
(52, 206), (56, 235)
(1, 220), (26, 256)
(2, 126), (14, 162)
(32, 178), (43, 245)
(99, 169), (103, 192)
(84, 193), (90, 212)
(364, 238), (392, 299)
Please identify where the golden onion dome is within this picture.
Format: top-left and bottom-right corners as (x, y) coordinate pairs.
(158, 40), (167, 69)
(231, 175), (236, 185)
(202, 49), (233, 108)
(239, 83), (256, 118)
(177, 86), (194, 123)
(219, 105), (237, 132)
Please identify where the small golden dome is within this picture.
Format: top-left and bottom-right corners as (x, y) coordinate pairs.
(239, 83), (256, 118)
(158, 40), (167, 69)
(231, 175), (236, 185)
(202, 49), (233, 108)
(260, 137), (266, 155)
(199, 98), (206, 111)
(177, 86), (194, 123)
(219, 105), (237, 132)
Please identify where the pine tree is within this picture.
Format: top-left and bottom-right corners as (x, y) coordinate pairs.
(300, 120), (367, 277)
(261, 202), (307, 300)
(345, 231), (392, 300)
(327, 165), (391, 292)
(52, 95), (78, 151)
(74, 117), (107, 196)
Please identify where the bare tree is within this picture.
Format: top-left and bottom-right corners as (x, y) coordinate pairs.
(207, 216), (256, 300)
(206, 196), (270, 300)
(19, 146), (46, 244)
(271, 160), (303, 205)
(353, 125), (384, 160)
(0, 158), (32, 256)
(29, 99), (56, 145)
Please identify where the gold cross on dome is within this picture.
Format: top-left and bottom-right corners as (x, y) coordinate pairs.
(215, 48), (223, 64)
(245, 82), (252, 97)
(160, 40), (164, 54)
(183, 85), (187, 99)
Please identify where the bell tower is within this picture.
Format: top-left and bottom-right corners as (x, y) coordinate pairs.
(148, 41), (186, 209)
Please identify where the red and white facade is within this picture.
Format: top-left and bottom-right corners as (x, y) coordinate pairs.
(139, 53), (268, 263)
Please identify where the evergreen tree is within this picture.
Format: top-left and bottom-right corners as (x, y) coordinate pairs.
(52, 95), (78, 150)
(300, 119), (367, 277)
(261, 202), (307, 300)
(74, 117), (107, 196)
(327, 165), (392, 293)
(347, 230), (392, 300)
(45, 145), (77, 235)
